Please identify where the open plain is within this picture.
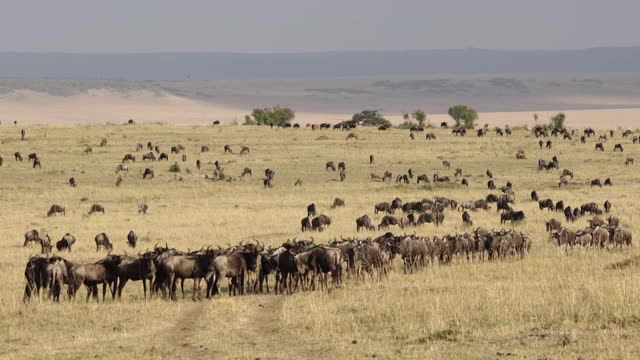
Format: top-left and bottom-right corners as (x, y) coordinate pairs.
(2, 122), (640, 360)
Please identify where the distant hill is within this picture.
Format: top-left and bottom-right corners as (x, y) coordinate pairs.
(1, 47), (639, 80)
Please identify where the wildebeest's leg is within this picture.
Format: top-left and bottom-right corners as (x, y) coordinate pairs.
(181, 278), (185, 299)
(117, 277), (128, 298)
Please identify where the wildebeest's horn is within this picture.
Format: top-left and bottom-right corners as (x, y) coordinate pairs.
(154, 242), (159, 249)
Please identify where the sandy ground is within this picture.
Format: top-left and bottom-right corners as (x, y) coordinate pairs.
(1, 89), (639, 128)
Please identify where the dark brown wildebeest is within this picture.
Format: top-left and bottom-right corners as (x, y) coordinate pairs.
(181, 154), (187, 162)
(143, 168), (154, 179)
(212, 244), (261, 297)
(369, 155), (374, 164)
(608, 216), (620, 227)
(32, 158), (41, 168)
(161, 251), (218, 300)
(442, 160), (451, 169)
(546, 219), (562, 232)
(378, 215), (403, 230)
(237, 167), (251, 178)
(375, 202), (392, 214)
(201, 145), (210, 153)
(240, 146), (250, 155)
(265, 168), (275, 180)
(47, 204), (65, 217)
(85, 146), (92, 154)
(604, 178), (612, 186)
(301, 217), (312, 232)
(95, 233), (113, 252)
(486, 169), (493, 178)
(614, 143), (624, 152)
(142, 152), (156, 161)
(122, 153), (136, 163)
(115, 252), (156, 299)
(539, 199), (554, 211)
(15, 152), (23, 161)
(595, 143), (604, 151)
(356, 215), (375, 232)
(69, 177), (77, 187)
(561, 169), (574, 179)
(462, 211), (473, 225)
(196, 159), (202, 169)
(214, 160), (221, 171)
(433, 174), (450, 182)
(531, 191), (539, 201)
(170, 146), (180, 154)
(326, 161), (336, 171)
(382, 171), (392, 182)
(555, 200), (565, 212)
(138, 203), (149, 215)
(312, 215), (332, 232)
(501, 210), (525, 224)
(263, 177), (273, 188)
(625, 157), (634, 166)
(224, 144), (233, 154)
(154, 145), (161, 153)
(546, 140), (552, 149)
(307, 203), (317, 217)
(147, 142), (153, 150)
(604, 200), (612, 213)
(23, 255), (50, 302)
(338, 162), (346, 172)
(454, 168), (463, 177)
(294, 246), (342, 291)
(115, 175), (123, 187)
(39, 234), (52, 254)
(136, 143), (143, 151)
(591, 179), (602, 188)
(461, 178), (469, 187)
(416, 174), (429, 184)
(331, 198), (345, 209)
(116, 164), (128, 173)
(127, 230), (137, 248)
(88, 204), (105, 215)
(159, 153), (169, 161)
(294, 178), (303, 187)
(28, 153), (37, 162)
(487, 180), (496, 190)
(339, 170), (346, 182)
(0, 156), (3, 166)
(24, 229), (41, 247)
(69, 254), (123, 302)
(56, 233), (76, 252)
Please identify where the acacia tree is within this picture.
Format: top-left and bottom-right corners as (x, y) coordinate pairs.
(412, 110), (426, 127)
(550, 113), (566, 129)
(448, 105), (478, 129)
(245, 106), (295, 126)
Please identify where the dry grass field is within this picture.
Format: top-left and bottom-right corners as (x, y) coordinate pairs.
(2, 123), (640, 359)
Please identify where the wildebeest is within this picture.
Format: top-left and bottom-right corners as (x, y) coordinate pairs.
(356, 215), (375, 232)
(461, 178), (469, 187)
(56, 233), (76, 252)
(224, 144), (233, 153)
(604, 200), (612, 213)
(307, 203), (317, 217)
(501, 210), (526, 224)
(196, 159), (202, 169)
(614, 143), (623, 152)
(374, 202), (392, 214)
(159, 153), (169, 161)
(486, 169), (493, 178)
(378, 215), (403, 230)
(311, 215), (332, 232)
(69, 177), (77, 187)
(331, 198), (345, 209)
(454, 168), (463, 177)
(325, 161), (336, 171)
(15, 152), (23, 161)
(95, 233), (113, 252)
(604, 178), (612, 186)
(294, 179), (303, 187)
(69, 254), (123, 302)
(24, 229), (42, 247)
(442, 161), (451, 169)
(241, 167), (252, 177)
(462, 211), (473, 225)
(88, 204), (105, 215)
(115, 175), (123, 187)
(559, 176), (568, 188)
(369, 155), (374, 164)
(625, 157), (634, 166)
(115, 252), (156, 299)
(590, 179), (602, 188)
(85, 146), (93, 154)
(127, 230), (138, 248)
(487, 180), (496, 190)
(142, 152), (156, 161)
(143, 168), (155, 179)
(32, 158), (41, 168)
(595, 143), (604, 151)
(301, 217), (313, 232)
(240, 146), (250, 155)
(122, 153), (136, 162)
(416, 174), (429, 184)
(546, 219), (562, 232)
(47, 204), (65, 217)
(546, 140), (552, 149)
(539, 199), (554, 211)
(139, 203), (149, 215)
(531, 190), (539, 201)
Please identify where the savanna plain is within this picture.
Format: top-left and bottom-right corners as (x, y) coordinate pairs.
(1, 122), (640, 360)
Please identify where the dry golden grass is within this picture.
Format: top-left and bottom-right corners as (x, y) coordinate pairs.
(1, 123), (639, 359)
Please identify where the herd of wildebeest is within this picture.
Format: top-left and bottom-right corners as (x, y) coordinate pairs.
(18, 122), (635, 303)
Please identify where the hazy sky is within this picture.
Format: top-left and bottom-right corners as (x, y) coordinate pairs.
(1, 0), (638, 52)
